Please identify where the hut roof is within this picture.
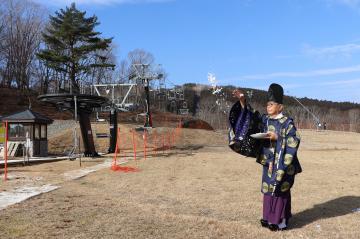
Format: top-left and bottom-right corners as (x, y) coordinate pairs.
(1, 109), (53, 124)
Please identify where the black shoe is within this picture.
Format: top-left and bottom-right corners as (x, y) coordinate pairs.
(268, 224), (287, 231)
(260, 219), (269, 228)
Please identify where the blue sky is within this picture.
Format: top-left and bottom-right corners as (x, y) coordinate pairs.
(33, 0), (360, 103)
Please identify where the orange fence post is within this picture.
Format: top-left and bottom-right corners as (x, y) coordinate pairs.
(0, 123), (3, 178)
(162, 134), (165, 155)
(172, 130), (176, 146)
(143, 130), (147, 160)
(121, 127), (126, 159)
(4, 121), (8, 181)
(118, 127), (121, 156)
(176, 120), (182, 141)
(153, 130), (157, 156)
(174, 121), (178, 140)
(168, 132), (171, 149)
(132, 130), (137, 161)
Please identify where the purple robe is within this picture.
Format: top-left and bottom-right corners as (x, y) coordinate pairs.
(263, 191), (292, 225)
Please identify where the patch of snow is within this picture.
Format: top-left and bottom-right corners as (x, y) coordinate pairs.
(0, 184), (59, 210)
(0, 159), (126, 210)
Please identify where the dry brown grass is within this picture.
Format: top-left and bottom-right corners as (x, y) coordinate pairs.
(1, 127), (360, 239)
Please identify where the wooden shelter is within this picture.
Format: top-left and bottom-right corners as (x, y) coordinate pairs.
(1, 109), (53, 157)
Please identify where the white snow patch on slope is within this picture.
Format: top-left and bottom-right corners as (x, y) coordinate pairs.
(0, 185), (59, 210)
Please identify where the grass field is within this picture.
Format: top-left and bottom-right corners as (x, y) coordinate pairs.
(0, 127), (359, 239)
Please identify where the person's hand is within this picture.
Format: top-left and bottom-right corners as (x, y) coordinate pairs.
(232, 89), (246, 108)
(266, 131), (278, 141)
(269, 162), (273, 173)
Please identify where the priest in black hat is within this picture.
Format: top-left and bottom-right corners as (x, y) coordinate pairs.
(229, 83), (302, 231)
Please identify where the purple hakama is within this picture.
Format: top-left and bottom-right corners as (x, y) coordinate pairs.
(263, 191), (292, 225)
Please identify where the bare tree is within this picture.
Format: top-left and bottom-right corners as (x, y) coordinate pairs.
(84, 44), (117, 86)
(127, 49), (160, 107)
(127, 48), (156, 81)
(116, 59), (129, 83)
(128, 48), (155, 66)
(0, 3), (7, 74)
(32, 56), (58, 94)
(0, 0), (46, 90)
(349, 109), (360, 132)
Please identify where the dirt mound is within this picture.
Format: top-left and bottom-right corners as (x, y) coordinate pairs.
(181, 119), (214, 130)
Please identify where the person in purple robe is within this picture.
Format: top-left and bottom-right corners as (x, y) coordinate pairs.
(230, 83), (302, 231)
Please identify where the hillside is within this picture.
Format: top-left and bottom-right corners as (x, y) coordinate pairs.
(182, 83), (360, 132)
(1, 86), (359, 120)
(0, 88), (72, 120)
(183, 83), (360, 113)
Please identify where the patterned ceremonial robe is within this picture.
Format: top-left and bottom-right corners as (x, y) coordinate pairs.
(256, 113), (302, 196)
(228, 102), (262, 157)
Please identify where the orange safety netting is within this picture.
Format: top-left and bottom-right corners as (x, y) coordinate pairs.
(110, 120), (183, 173)
(111, 127), (139, 173)
(111, 164), (139, 172)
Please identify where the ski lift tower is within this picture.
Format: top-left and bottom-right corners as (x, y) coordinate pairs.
(130, 64), (163, 128)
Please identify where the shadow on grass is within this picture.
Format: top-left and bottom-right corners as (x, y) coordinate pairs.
(290, 196), (360, 229)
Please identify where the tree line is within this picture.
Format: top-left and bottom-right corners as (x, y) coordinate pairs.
(182, 84), (360, 132)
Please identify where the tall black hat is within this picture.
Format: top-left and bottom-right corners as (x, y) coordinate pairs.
(267, 83), (283, 104)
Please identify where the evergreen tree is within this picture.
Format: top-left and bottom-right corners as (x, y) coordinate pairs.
(37, 3), (114, 94)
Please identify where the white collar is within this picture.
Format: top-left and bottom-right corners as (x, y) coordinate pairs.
(269, 112), (284, 119)
(275, 112), (284, 119)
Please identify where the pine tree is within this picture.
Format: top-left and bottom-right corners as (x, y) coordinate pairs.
(37, 3), (114, 94)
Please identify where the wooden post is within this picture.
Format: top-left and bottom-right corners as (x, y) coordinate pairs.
(162, 134), (165, 155)
(168, 132), (171, 149)
(153, 130), (157, 156)
(172, 130), (176, 146)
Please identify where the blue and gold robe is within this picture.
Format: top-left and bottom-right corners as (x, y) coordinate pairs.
(257, 113), (302, 196)
(229, 103), (302, 196)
